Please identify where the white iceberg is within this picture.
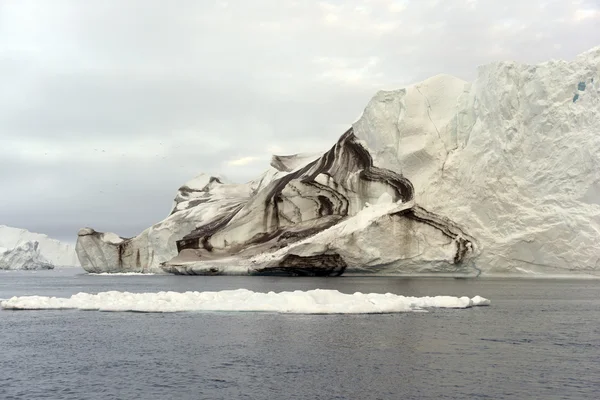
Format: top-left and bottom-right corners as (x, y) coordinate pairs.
(0, 242), (53, 270)
(0, 226), (79, 270)
(0, 289), (490, 313)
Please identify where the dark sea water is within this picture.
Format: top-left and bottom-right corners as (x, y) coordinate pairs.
(0, 269), (599, 400)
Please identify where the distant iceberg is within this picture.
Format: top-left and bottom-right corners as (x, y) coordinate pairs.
(0, 241), (53, 270)
(0, 289), (490, 313)
(0, 225), (79, 270)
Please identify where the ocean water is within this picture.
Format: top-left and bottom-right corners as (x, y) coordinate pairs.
(1, 270), (598, 400)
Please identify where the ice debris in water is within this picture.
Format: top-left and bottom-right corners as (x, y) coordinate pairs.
(0, 289), (490, 313)
(89, 272), (156, 276)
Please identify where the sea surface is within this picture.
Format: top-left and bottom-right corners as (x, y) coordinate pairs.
(0, 269), (599, 400)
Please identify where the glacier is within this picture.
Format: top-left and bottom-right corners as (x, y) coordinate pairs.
(76, 46), (600, 276)
(0, 225), (79, 270)
(0, 289), (490, 313)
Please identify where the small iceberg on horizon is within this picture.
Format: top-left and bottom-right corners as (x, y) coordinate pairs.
(0, 289), (490, 314)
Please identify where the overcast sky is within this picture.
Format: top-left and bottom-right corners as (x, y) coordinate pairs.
(1, 0), (599, 242)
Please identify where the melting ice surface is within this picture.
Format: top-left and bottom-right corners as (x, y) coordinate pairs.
(0, 289), (490, 314)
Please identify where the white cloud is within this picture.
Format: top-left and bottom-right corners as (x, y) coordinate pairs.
(388, 2), (407, 13)
(227, 156), (260, 166)
(573, 8), (599, 21)
(267, 145), (285, 154)
(313, 56), (382, 85)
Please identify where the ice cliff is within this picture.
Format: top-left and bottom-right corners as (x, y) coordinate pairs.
(77, 46), (600, 276)
(0, 225), (79, 270)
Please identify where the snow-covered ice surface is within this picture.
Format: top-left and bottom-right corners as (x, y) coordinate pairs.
(0, 289), (490, 313)
(0, 225), (79, 269)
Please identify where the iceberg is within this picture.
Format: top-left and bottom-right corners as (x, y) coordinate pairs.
(0, 289), (490, 313)
(0, 226), (79, 270)
(0, 241), (53, 270)
(76, 46), (600, 276)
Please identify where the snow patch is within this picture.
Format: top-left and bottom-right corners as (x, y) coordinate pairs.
(102, 233), (124, 245)
(0, 289), (490, 313)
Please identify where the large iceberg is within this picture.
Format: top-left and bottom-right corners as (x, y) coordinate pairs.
(77, 47), (600, 276)
(0, 225), (79, 270)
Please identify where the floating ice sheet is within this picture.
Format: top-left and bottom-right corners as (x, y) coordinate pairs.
(89, 272), (157, 276)
(0, 289), (490, 314)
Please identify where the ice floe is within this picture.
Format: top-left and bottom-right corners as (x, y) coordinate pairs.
(0, 289), (490, 313)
